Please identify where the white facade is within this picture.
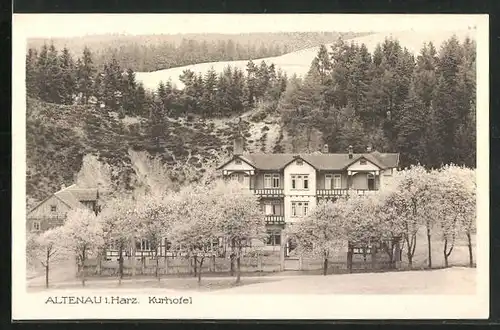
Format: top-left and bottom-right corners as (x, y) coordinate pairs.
(283, 159), (317, 224)
(219, 154), (399, 248)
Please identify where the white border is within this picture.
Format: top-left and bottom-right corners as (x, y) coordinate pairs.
(12, 14), (489, 320)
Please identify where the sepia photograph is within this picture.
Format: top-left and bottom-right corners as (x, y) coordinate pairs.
(12, 13), (489, 320)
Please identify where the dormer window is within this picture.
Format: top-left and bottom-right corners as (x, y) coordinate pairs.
(50, 205), (57, 212)
(32, 221), (40, 231)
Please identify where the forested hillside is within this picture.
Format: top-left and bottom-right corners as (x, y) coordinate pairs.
(27, 32), (368, 72)
(25, 32), (476, 204)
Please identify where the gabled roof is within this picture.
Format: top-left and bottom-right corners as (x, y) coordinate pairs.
(216, 155), (256, 170)
(219, 151), (400, 171)
(28, 184), (99, 215)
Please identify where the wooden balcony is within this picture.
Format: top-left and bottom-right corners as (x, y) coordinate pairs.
(253, 188), (284, 197)
(316, 189), (378, 197)
(265, 215), (285, 225)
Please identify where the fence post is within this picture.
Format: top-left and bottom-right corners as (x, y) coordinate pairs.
(299, 255), (303, 271)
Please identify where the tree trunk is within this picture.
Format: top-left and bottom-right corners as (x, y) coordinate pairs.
(347, 245), (353, 273)
(230, 253), (235, 276)
(444, 238), (449, 268)
(156, 256), (160, 281)
(427, 225), (432, 269)
(131, 239), (136, 278)
(323, 257), (328, 276)
(236, 256), (241, 283)
(193, 255), (198, 278)
(444, 235), (455, 268)
(467, 232), (474, 268)
(45, 249), (50, 289)
(197, 258), (204, 284)
(81, 248), (86, 287)
(407, 252), (413, 269)
(118, 243), (124, 285)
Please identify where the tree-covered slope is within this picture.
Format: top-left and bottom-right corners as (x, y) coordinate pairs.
(26, 97), (281, 202)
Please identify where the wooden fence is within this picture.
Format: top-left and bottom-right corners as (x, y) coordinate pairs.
(81, 252), (399, 277)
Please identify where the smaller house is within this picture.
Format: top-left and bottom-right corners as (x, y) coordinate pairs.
(27, 184), (100, 233)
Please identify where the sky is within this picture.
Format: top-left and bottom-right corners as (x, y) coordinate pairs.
(13, 14), (484, 38)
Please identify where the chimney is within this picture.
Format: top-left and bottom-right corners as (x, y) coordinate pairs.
(234, 136), (244, 155)
(366, 145), (372, 153)
(348, 145), (353, 159)
(61, 183), (66, 190)
(322, 144), (329, 153)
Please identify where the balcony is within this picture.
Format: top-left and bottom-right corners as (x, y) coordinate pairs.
(265, 215), (285, 225)
(316, 189), (378, 197)
(253, 188), (284, 197)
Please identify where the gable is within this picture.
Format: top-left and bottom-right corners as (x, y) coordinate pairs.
(28, 195), (72, 218)
(218, 156), (255, 172)
(283, 158), (316, 174)
(346, 157), (381, 171)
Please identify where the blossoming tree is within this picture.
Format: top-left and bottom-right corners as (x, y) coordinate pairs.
(61, 207), (105, 286)
(215, 180), (266, 283)
(289, 199), (346, 275)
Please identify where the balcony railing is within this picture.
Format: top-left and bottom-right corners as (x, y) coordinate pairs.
(316, 189), (378, 197)
(265, 215), (285, 225)
(253, 188), (284, 197)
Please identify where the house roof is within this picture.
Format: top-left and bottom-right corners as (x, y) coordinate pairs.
(219, 151), (400, 171)
(28, 184), (99, 215)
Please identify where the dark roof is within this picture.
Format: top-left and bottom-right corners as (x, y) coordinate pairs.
(222, 152), (399, 171)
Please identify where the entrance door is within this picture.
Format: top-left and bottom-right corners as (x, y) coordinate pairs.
(367, 173), (375, 190)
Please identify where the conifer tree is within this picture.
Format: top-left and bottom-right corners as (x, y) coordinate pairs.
(26, 48), (39, 98)
(59, 47), (76, 105)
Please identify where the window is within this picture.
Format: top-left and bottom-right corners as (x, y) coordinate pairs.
(230, 173), (238, 181)
(291, 175), (308, 189)
(384, 168), (393, 176)
(325, 174), (332, 189)
(266, 231), (281, 246)
(296, 159), (303, 165)
(264, 203), (274, 215)
(235, 159), (242, 165)
(291, 201), (309, 217)
(333, 174), (342, 189)
(264, 174), (272, 188)
(136, 239), (152, 251)
(243, 174), (250, 186)
(272, 174), (280, 188)
(360, 159), (367, 165)
(50, 205), (57, 212)
(367, 173), (375, 191)
(32, 221), (40, 231)
(265, 174), (280, 188)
